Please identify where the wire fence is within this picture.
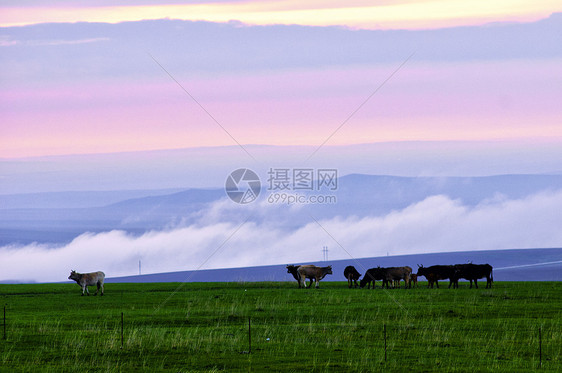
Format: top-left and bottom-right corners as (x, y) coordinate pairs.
(2, 307), (560, 370)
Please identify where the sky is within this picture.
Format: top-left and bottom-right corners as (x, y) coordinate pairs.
(1, 1), (562, 282)
(1, 0), (559, 29)
(1, 1), (561, 159)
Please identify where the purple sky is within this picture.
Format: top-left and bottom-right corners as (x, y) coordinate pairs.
(1, 8), (561, 158)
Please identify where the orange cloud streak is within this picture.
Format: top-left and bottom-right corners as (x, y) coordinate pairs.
(1, 0), (560, 29)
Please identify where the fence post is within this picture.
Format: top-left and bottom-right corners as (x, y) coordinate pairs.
(248, 317), (252, 354)
(383, 324), (386, 362)
(121, 312), (124, 349)
(538, 326), (542, 369)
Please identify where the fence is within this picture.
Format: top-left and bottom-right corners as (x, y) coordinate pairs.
(1, 308), (558, 371)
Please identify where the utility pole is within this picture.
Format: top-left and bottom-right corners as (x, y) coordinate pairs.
(139, 260), (141, 275)
(322, 246), (329, 261)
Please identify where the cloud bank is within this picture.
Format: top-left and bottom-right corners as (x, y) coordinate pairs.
(2, 189), (562, 282)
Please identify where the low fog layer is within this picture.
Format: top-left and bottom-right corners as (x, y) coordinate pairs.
(2, 189), (561, 282)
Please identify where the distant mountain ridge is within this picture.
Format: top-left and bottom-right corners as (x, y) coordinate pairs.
(1, 173), (562, 246)
(0, 188), (186, 209)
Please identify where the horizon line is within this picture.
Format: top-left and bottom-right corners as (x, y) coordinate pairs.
(3, 137), (562, 161)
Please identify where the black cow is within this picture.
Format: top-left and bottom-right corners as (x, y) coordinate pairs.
(359, 267), (386, 289)
(417, 265), (455, 288)
(344, 266), (362, 288)
(452, 263), (493, 288)
(410, 273), (418, 288)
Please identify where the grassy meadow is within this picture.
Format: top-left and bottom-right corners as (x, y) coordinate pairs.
(0, 281), (560, 372)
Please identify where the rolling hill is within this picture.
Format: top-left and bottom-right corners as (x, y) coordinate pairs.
(105, 248), (562, 283)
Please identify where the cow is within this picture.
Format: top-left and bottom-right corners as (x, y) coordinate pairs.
(382, 267), (411, 289)
(68, 270), (105, 296)
(417, 265), (455, 288)
(452, 263), (493, 289)
(286, 265), (316, 288)
(410, 273), (418, 288)
(297, 265), (332, 288)
(359, 267), (386, 289)
(343, 266), (361, 288)
(392, 266), (413, 288)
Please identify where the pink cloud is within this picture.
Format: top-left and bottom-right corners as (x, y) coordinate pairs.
(1, 59), (561, 157)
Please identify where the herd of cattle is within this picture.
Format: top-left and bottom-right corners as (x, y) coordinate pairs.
(286, 263), (494, 289)
(67, 263), (493, 295)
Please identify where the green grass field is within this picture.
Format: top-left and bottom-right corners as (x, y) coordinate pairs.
(0, 281), (560, 372)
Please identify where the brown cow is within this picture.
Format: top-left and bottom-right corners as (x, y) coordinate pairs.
(297, 265), (333, 288)
(383, 267), (411, 289)
(68, 270), (105, 296)
(286, 265), (316, 288)
(393, 266), (413, 288)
